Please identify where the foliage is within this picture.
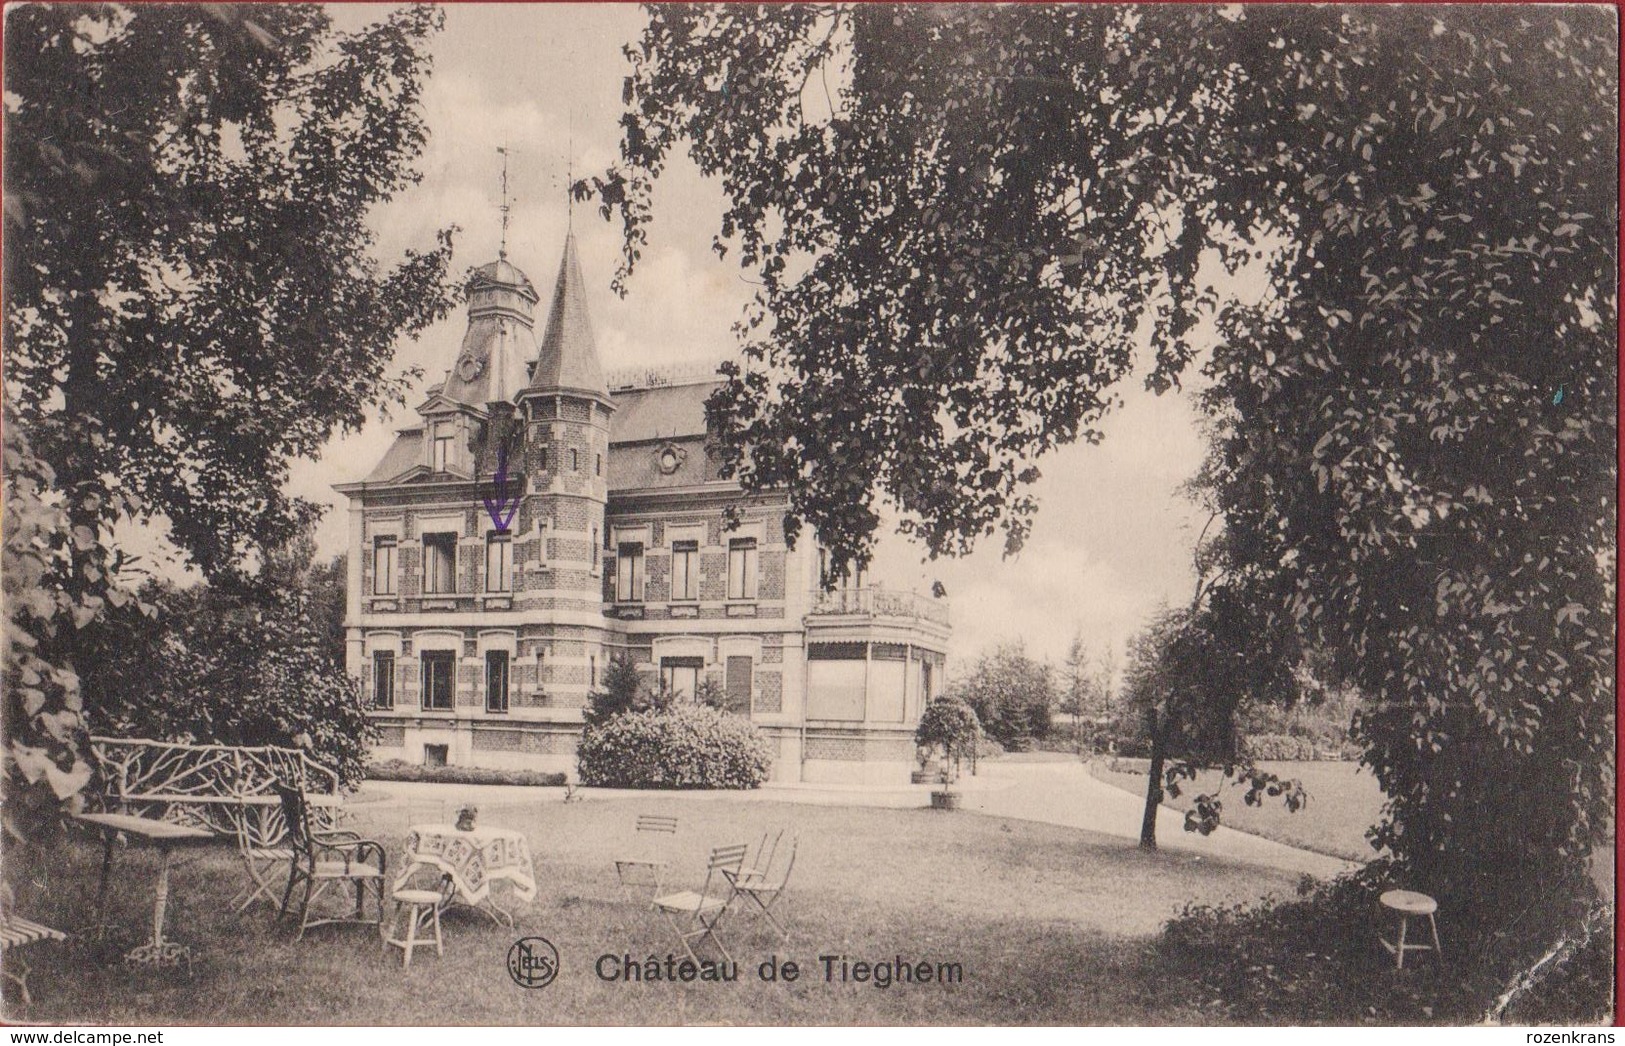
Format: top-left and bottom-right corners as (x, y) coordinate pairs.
(304, 552), (349, 671)
(1, 423), (151, 840)
(2, 4), (456, 828)
(365, 759), (566, 788)
(583, 652), (657, 728)
(595, 3), (1615, 952)
(1119, 584), (1307, 844)
(914, 697), (982, 784)
(79, 536), (377, 788)
(1187, 9), (1616, 921)
(1240, 734), (1333, 763)
(576, 704), (772, 789)
(4, 4), (458, 577)
(1236, 663), (1362, 757)
(1057, 632), (1113, 744)
(1160, 868), (1613, 1025)
(694, 678), (743, 715)
(948, 641), (1054, 748)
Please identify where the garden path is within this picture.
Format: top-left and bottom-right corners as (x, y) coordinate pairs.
(964, 760), (1357, 879)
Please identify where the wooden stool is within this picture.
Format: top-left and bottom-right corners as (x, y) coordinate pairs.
(384, 890), (444, 968)
(1378, 889), (1441, 969)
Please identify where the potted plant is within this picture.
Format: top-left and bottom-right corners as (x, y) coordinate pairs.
(915, 697), (981, 811)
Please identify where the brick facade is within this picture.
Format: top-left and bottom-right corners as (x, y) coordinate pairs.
(340, 243), (949, 784)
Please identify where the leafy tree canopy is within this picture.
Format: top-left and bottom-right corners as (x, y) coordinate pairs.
(4, 3), (458, 578)
(3, 3), (457, 832)
(948, 640), (1054, 748)
(81, 541), (377, 788)
(593, 3), (1616, 945)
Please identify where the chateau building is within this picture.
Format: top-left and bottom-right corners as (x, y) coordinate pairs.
(336, 235), (951, 784)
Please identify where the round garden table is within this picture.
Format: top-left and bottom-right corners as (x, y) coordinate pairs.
(397, 823), (537, 926)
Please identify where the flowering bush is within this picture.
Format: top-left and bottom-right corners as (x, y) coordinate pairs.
(576, 704), (772, 789)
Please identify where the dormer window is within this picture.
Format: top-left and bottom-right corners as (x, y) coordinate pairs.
(432, 426), (453, 473)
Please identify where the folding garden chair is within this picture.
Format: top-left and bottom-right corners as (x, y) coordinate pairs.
(739, 829), (785, 887)
(614, 814), (679, 905)
(724, 832), (798, 941)
(272, 781), (387, 941)
(651, 843), (747, 963)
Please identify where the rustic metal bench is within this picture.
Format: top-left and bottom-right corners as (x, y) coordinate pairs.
(87, 737), (345, 915)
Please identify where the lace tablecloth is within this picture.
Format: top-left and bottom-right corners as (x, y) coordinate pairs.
(398, 824), (537, 906)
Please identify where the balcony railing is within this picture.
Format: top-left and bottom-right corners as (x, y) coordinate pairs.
(808, 586), (951, 627)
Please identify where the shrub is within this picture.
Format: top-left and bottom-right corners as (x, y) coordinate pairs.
(1237, 733), (1360, 761)
(1238, 732), (1317, 761)
(83, 557), (376, 788)
(365, 760), (566, 787)
(1160, 866), (1613, 1024)
(577, 704), (771, 789)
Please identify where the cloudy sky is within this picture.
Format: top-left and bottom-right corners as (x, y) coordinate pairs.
(288, 4), (1211, 675)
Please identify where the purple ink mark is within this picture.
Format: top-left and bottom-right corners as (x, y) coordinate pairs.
(482, 446), (519, 532)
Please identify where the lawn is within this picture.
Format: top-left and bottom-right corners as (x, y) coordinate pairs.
(1089, 760), (1388, 863)
(7, 794), (1326, 1026)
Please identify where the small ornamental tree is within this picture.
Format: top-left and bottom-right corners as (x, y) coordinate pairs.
(914, 697), (981, 785)
(583, 653), (652, 728)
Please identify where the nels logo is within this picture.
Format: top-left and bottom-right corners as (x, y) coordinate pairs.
(508, 936), (560, 989)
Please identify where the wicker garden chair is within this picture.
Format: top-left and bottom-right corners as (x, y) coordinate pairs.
(272, 781), (386, 941)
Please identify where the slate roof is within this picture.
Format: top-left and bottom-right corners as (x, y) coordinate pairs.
(608, 381), (718, 444)
(528, 233), (607, 397)
(608, 435), (716, 492)
(438, 313), (536, 408)
(363, 429), (425, 483)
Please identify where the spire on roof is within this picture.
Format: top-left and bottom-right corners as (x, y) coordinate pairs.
(526, 231), (607, 400)
(497, 146), (512, 260)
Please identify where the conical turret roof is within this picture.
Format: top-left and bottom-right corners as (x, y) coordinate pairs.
(527, 232), (608, 399)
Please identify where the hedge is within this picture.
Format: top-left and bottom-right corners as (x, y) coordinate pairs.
(1239, 733), (1360, 762)
(365, 759), (567, 787)
(577, 704), (772, 789)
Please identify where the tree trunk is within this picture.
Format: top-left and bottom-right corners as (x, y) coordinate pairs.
(1140, 709), (1166, 850)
